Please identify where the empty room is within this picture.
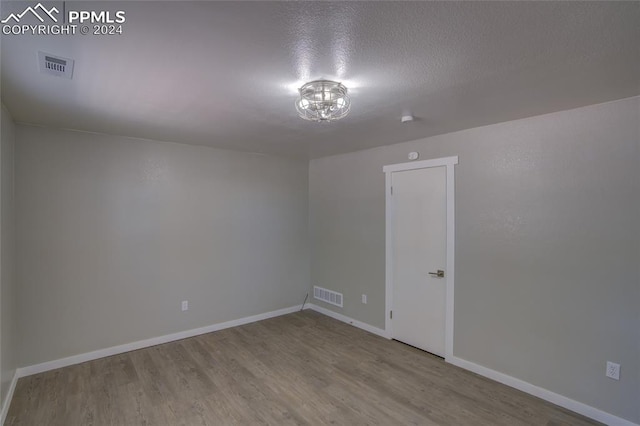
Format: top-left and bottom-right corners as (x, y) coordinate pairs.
(0, 1), (638, 425)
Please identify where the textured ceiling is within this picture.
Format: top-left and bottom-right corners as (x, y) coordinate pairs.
(1, 1), (639, 159)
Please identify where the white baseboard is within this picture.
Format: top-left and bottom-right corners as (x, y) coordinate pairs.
(305, 303), (389, 339)
(448, 356), (638, 426)
(16, 304), (303, 379)
(1, 370), (18, 425)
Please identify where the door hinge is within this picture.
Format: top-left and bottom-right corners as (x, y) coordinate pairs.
(390, 310), (393, 319)
(390, 186), (393, 195)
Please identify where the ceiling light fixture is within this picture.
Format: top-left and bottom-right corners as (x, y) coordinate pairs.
(295, 80), (351, 122)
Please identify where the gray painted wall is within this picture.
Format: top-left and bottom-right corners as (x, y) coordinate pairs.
(1, 105), (17, 409)
(16, 125), (310, 366)
(309, 97), (640, 423)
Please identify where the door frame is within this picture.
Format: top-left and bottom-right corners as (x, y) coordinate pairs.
(383, 156), (458, 361)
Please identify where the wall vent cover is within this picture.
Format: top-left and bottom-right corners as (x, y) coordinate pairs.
(313, 286), (343, 307)
(38, 51), (74, 79)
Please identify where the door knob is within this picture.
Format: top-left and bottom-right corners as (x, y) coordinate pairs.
(429, 270), (445, 278)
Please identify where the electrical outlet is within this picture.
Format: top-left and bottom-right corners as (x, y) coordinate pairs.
(181, 300), (189, 311)
(606, 361), (620, 380)
(362, 294), (367, 304)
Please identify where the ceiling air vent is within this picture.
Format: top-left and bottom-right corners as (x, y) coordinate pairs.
(38, 51), (74, 79)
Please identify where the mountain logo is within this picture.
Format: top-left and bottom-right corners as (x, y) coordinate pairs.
(1, 3), (59, 24)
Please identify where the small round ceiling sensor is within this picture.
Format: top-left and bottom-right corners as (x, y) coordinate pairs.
(408, 152), (419, 160)
(401, 115), (414, 123)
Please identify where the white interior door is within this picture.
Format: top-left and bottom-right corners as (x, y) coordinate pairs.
(391, 166), (447, 356)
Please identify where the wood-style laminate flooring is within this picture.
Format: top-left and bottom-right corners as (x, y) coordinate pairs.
(7, 310), (600, 425)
